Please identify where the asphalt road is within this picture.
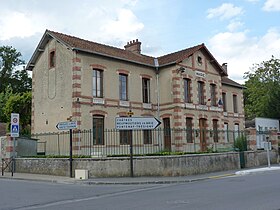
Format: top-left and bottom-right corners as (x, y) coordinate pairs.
(0, 170), (280, 210)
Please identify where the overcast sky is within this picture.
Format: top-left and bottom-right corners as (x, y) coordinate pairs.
(1, 0), (280, 84)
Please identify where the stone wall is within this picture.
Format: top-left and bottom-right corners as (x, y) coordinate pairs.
(15, 152), (240, 177)
(244, 150), (278, 168)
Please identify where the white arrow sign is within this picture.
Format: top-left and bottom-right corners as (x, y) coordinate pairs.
(56, 121), (77, 130)
(115, 117), (161, 130)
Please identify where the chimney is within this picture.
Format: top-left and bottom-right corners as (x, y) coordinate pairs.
(222, 63), (228, 74)
(124, 39), (141, 54)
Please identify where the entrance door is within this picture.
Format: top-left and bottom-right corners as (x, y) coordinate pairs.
(163, 118), (171, 151)
(199, 118), (207, 151)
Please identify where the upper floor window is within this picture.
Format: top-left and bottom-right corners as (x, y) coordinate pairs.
(222, 92), (227, 112)
(93, 115), (104, 145)
(49, 50), (55, 68)
(184, 79), (191, 103)
(119, 74), (128, 101)
(92, 69), (103, 98)
(233, 94), (238, 113)
(210, 84), (216, 106)
(198, 81), (205, 105)
(142, 78), (150, 103)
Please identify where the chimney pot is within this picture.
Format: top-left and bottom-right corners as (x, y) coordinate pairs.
(124, 39), (142, 54)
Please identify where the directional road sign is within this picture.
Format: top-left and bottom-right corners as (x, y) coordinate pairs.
(115, 117), (161, 130)
(10, 113), (19, 137)
(56, 121), (77, 130)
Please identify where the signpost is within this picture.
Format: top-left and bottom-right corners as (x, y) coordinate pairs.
(56, 120), (77, 178)
(115, 116), (161, 177)
(10, 113), (19, 176)
(115, 117), (161, 130)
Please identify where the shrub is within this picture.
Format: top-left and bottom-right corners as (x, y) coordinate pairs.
(234, 135), (247, 152)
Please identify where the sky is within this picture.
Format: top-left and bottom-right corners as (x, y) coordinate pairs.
(0, 0), (280, 84)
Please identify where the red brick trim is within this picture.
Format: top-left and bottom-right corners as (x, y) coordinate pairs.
(72, 91), (81, 97)
(72, 66), (81, 71)
(72, 112), (81, 117)
(141, 113), (154, 117)
(140, 74), (152, 79)
(90, 110), (108, 116)
(117, 112), (128, 117)
(72, 75), (81, 80)
(117, 69), (130, 75)
(160, 114), (172, 118)
(90, 64), (106, 70)
(72, 83), (81, 88)
(72, 57), (81, 63)
(184, 113), (194, 118)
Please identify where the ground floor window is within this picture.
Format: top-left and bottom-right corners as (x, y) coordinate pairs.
(143, 130), (152, 144)
(186, 117), (193, 143)
(120, 130), (132, 145)
(93, 115), (104, 145)
(213, 119), (218, 143)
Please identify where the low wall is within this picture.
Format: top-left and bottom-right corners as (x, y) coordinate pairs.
(244, 150), (278, 168)
(14, 151), (279, 177)
(15, 152), (240, 177)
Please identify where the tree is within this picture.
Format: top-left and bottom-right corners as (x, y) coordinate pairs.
(0, 45), (28, 93)
(244, 56), (280, 120)
(0, 86), (14, 122)
(3, 92), (32, 136)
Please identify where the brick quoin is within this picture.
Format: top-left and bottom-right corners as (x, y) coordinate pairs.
(175, 136), (183, 140)
(173, 98), (181, 103)
(72, 75), (81, 80)
(72, 102), (81, 108)
(72, 112), (81, 117)
(6, 146), (13, 152)
(72, 83), (81, 88)
(72, 57), (81, 63)
(72, 92), (81, 97)
(72, 66), (81, 71)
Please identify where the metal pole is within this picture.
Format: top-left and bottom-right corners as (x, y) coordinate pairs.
(12, 137), (16, 176)
(69, 129), (73, 177)
(266, 143), (271, 168)
(128, 110), (133, 177)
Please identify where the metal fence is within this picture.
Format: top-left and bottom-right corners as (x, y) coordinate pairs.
(32, 128), (247, 157)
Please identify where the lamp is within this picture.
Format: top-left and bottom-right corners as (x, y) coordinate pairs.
(177, 66), (185, 73)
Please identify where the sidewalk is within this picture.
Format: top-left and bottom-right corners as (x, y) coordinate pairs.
(1, 165), (280, 185)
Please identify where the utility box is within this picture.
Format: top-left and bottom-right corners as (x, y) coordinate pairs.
(75, 169), (89, 180)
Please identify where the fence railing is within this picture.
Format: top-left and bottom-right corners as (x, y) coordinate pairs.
(32, 129), (247, 157)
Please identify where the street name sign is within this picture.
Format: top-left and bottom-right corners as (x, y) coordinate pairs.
(56, 121), (77, 130)
(115, 117), (161, 130)
(10, 113), (19, 137)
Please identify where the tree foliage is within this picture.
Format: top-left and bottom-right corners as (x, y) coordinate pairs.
(244, 56), (280, 120)
(3, 92), (32, 136)
(0, 46), (32, 135)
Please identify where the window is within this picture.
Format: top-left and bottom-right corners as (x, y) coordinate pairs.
(92, 69), (103, 98)
(234, 123), (239, 140)
(93, 115), (104, 145)
(224, 123), (229, 143)
(184, 79), (191, 103)
(197, 56), (203, 65)
(222, 92), (227, 112)
(233, 94), (238, 113)
(213, 119), (218, 142)
(120, 130), (132, 145)
(142, 78), (150, 103)
(119, 74), (128, 101)
(49, 51), (55, 68)
(198, 81), (205, 105)
(186, 118), (193, 143)
(210, 84), (216, 106)
(143, 130), (152, 144)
